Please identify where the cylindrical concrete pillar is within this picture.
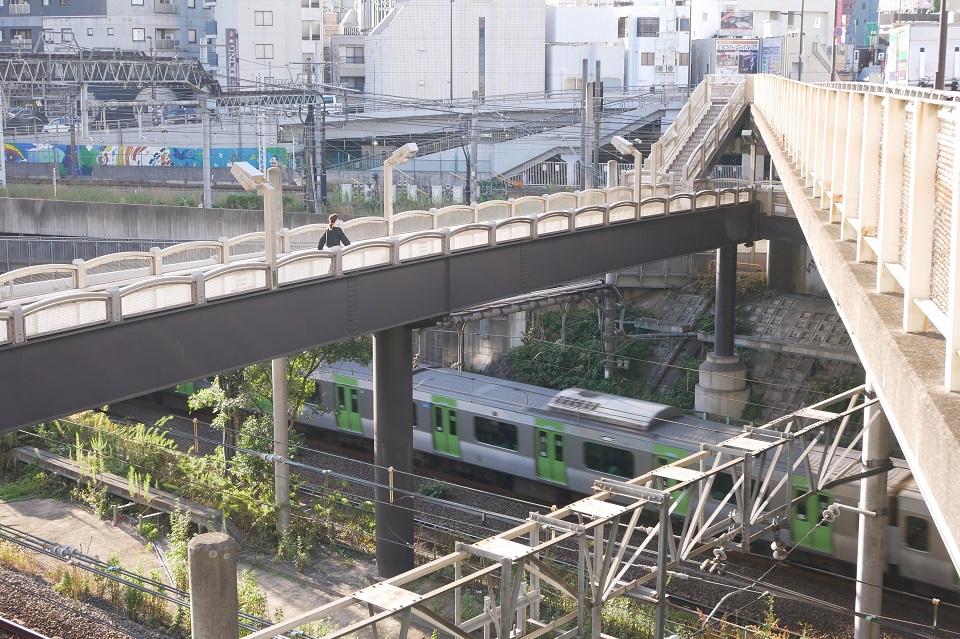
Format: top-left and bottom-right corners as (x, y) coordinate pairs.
(373, 326), (415, 577)
(188, 533), (238, 639)
(272, 356), (290, 536)
(714, 244), (737, 358)
(854, 385), (890, 639)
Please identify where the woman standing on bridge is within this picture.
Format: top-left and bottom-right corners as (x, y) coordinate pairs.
(318, 214), (351, 250)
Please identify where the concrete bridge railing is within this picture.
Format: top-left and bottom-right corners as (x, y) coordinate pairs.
(0, 189), (753, 347)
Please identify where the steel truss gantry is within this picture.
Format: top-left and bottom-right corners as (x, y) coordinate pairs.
(245, 386), (881, 639)
(0, 53), (219, 93)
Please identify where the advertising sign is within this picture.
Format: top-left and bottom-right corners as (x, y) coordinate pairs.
(760, 38), (781, 75)
(720, 12), (753, 31)
(715, 39), (759, 75)
(226, 28), (239, 89)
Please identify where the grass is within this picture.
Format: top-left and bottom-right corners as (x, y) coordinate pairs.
(0, 541), (41, 574)
(0, 467), (69, 502)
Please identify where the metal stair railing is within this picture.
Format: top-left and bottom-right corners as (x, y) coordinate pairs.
(646, 77), (713, 174)
(681, 80), (748, 186)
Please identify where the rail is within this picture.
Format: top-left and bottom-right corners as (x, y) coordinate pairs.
(682, 80), (748, 185)
(0, 188), (753, 347)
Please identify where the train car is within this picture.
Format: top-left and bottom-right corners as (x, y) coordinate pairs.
(296, 362), (958, 594)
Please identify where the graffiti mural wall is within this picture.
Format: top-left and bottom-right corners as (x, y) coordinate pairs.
(3, 142), (288, 176)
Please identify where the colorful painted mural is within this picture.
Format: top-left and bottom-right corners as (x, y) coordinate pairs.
(3, 142), (288, 176)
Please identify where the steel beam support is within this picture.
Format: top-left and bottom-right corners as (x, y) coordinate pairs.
(373, 325), (415, 577)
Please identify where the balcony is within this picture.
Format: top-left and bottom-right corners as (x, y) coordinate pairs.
(154, 0), (179, 14)
(9, 3), (31, 15)
(155, 38), (179, 50)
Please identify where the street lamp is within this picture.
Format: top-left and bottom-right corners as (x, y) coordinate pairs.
(230, 161), (282, 276)
(383, 143), (418, 235)
(450, 0), (455, 101)
(611, 135), (643, 204)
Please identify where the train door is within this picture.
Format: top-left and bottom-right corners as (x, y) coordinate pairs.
(431, 396), (461, 457)
(654, 444), (690, 516)
(334, 377), (362, 433)
(792, 477), (832, 553)
(534, 419), (567, 484)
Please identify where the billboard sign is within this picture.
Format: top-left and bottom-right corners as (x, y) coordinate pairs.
(760, 38), (781, 75)
(715, 39), (759, 75)
(226, 28), (239, 89)
(720, 12), (753, 31)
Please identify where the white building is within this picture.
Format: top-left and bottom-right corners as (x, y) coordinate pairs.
(884, 22), (960, 85)
(363, 0), (545, 101)
(546, 5), (624, 92)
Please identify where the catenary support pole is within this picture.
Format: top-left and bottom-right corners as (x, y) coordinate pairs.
(854, 381), (890, 639)
(272, 356), (289, 535)
(585, 79), (595, 190)
(373, 326), (414, 576)
(580, 59), (588, 191)
(202, 96), (213, 208)
(470, 90), (479, 205)
(0, 91), (6, 188)
(654, 499), (670, 639)
(188, 533), (239, 639)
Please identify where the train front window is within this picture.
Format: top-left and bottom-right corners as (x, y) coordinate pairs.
(584, 442), (634, 477)
(905, 516), (930, 552)
(475, 416), (518, 451)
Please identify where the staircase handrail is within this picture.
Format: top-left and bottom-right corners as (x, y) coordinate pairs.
(682, 80), (748, 185)
(648, 77), (712, 173)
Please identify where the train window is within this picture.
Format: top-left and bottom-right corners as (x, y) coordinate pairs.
(584, 442), (634, 478)
(905, 516), (930, 552)
(449, 411), (458, 436)
(412, 402), (418, 427)
(795, 488), (807, 521)
(434, 407), (443, 432)
(474, 416), (518, 451)
(709, 472), (735, 502)
(539, 431), (548, 457)
(554, 435), (564, 462)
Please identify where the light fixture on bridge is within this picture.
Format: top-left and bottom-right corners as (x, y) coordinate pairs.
(231, 161), (282, 275)
(384, 143), (419, 235)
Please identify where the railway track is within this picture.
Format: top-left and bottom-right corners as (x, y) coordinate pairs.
(59, 400), (960, 637)
(0, 616), (51, 639)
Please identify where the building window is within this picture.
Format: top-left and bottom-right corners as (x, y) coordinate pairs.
(132, 28), (145, 41)
(107, 27), (115, 36)
(43, 0), (50, 5)
(187, 0), (194, 6)
(637, 16), (659, 37)
(679, 52), (689, 66)
(255, 43), (274, 59)
(188, 29), (196, 43)
(343, 46), (363, 63)
(617, 16), (627, 38)
(474, 416), (518, 451)
(641, 52), (655, 66)
(254, 10), (273, 26)
(132, 0), (144, 5)
(87, 27), (93, 36)
(905, 516), (929, 552)
(583, 442), (633, 478)
(60, 0), (69, 5)
(61, 28), (72, 41)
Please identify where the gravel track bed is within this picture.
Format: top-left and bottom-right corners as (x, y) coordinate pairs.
(109, 401), (958, 639)
(0, 566), (171, 639)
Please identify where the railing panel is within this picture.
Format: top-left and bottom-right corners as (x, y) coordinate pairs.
(477, 201), (509, 222)
(608, 202), (638, 222)
(573, 206), (606, 228)
(449, 226), (493, 251)
(495, 219), (534, 242)
(668, 195), (694, 213)
(398, 235), (444, 261)
(24, 295), (110, 338)
(0, 311), (10, 345)
(392, 212), (435, 235)
(121, 280), (196, 317)
(695, 192), (720, 209)
(606, 186), (634, 203)
(578, 189), (607, 207)
(436, 207), (473, 228)
(341, 243), (394, 271)
(277, 254), (336, 285)
(0, 265), (77, 301)
(226, 233), (268, 262)
(639, 200), (668, 218)
(285, 224), (326, 252)
(536, 212), (572, 235)
(546, 192), (577, 212)
(343, 218), (388, 241)
(513, 196), (547, 217)
(204, 266), (269, 300)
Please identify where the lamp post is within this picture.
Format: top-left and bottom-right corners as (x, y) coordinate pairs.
(228, 161), (289, 535)
(798, 0), (805, 82)
(383, 143), (418, 235)
(611, 135), (643, 204)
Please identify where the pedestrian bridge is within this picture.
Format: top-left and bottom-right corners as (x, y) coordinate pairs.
(0, 185), (798, 432)
(751, 75), (960, 572)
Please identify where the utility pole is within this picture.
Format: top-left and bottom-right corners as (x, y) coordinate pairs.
(594, 60), (602, 186)
(584, 78), (595, 189)
(936, 0), (948, 90)
(798, 0), (806, 81)
(580, 59), (588, 190)
(303, 62), (318, 212)
(320, 100), (327, 208)
(470, 90), (478, 205)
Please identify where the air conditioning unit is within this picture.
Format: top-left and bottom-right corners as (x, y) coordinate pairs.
(666, 65), (675, 72)
(656, 65), (666, 72)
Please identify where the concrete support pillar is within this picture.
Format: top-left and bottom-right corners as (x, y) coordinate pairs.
(766, 239), (807, 294)
(188, 533), (239, 639)
(373, 326), (414, 577)
(602, 280), (616, 379)
(696, 245), (748, 418)
(854, 384), (891, 639)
